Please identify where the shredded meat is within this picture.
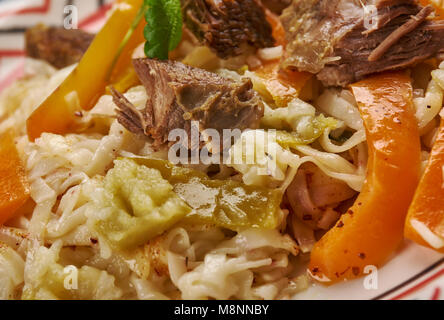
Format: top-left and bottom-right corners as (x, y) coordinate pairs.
(368, 5), (435, 61)
(262, 0), (292, 14)
(281, 0), (444, 87)
(286, 163), (357, 230)
(25, 24), (94, 69)
(182, 0), (275, 58)
(112, 58), (264, 149)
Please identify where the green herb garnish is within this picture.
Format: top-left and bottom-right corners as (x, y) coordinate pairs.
(107, 0), (183, 77)
(143, 0), (183, 60)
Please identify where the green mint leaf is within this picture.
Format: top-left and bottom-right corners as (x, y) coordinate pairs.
(143, 0), (183, 60)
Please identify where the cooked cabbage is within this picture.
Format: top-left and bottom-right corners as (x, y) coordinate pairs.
(22, 242), (122, 300)
(262, 98), (339, 134)
(88, 159), (191, 250)
(0, 243), (24, 300)
(130, 158), (284, 231)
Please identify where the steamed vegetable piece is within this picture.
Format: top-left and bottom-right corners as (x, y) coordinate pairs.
(0, 131), (30, 226)
(309, 72), (421, 282)
(405, 118), (444, 252)
(90, 158), (191, 250)
(132, 158), (284, 231)
(26, 0), (145, 141)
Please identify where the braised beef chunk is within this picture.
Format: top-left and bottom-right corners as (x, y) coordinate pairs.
(281, 0), (444, 87)
(25, 24), (93, 69)
(262, 0), (292, 14)
(112, 58), (264, 148)
(182, 0), (275, 59)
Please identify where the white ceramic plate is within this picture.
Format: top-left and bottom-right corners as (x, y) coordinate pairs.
(0, 0), (443, 300)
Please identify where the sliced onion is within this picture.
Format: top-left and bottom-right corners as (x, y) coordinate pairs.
(320, 129), (366, 154)
(257, 46), (283, 61)
(316, 89), (363, 131)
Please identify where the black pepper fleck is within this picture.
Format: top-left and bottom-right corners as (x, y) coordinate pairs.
(352, 267), (360, 276)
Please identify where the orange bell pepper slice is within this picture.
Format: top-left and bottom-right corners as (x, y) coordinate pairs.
(256, 9), (311, 106)
(309, 72), (421, 283)
(253, 61), (312, 107)
(405, 118), (444, 252)
(0, 131), (30, 226)
(27, 0), (144, 142)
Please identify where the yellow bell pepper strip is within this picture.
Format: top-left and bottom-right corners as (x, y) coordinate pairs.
(26, 0), (145, 142)
(0, 131), (30, 225)
(104, 17), (144, 95)
(309, 72), (421, 283)
(108, 67), (141, 95)
(405, 118), (444, 252)
(107, 1), (146, 85)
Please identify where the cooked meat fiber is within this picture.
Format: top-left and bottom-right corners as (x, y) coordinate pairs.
(112, 59), (264, 149)
(25, 24), (94, 69)
(182, 0), (275, 59)
(281, 0), (444, 87)
(262, 0), (292, 14)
